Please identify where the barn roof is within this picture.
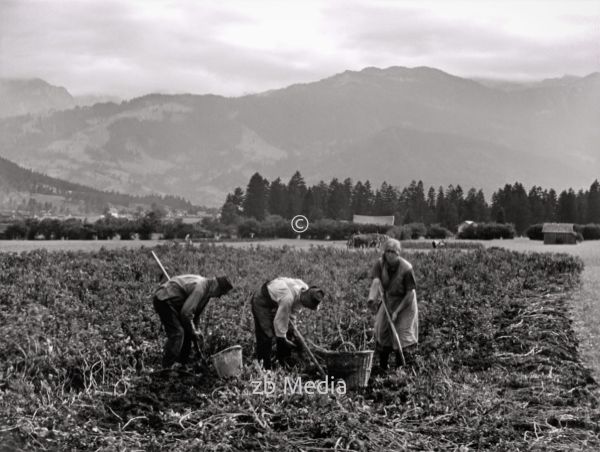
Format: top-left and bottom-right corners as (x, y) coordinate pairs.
(542, 223), (575, 234)
(353, 215), (395, 226)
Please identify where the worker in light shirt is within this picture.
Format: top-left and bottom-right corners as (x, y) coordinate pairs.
(250, 277), (325, 370)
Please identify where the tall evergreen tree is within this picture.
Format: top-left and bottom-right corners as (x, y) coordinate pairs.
(588, 180), (600, 223)
(509, 182), (531, 234)
(491, 184), (508, 224)
(557, 189), (577, 222)
(327, 178), (350, 220)
(220, 187), (244, 224)
(364, 181), (374, 214)
(302, 188), (317, 219)
(268, 177), (287, 217)
(463, 188), (478, 221)
(424, 186), (436, 225)
(496, 207), (506, 224)
(474, 189), (489, 221)
(435, 186), (447, 226)
(243, 173), (269, 220)
(311, 181), (329, 219)
(400, 180), (428, 223)
(220, 201), (241, 224)
(528, 186), (546, 225)
(287, 171), (307, 218)
(351, 181), (369, 215)
(443, 185), (460, 229)
(414, 181), (428, 223)
(381, 182), (398, 216)
(339, 178), (354, 220)
(576, 190), (588, 224)
(545, 189), (558, 221)
(230, 187), (244, 208)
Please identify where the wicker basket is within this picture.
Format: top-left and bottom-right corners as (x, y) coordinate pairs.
(315, 348), (374, 389)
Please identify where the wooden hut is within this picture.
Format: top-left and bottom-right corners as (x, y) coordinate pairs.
(542, 223), (577, 244)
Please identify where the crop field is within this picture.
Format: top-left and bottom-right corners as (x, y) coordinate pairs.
(479, 239), (600, 384)
(1, 244), (599, 451)
(0, 240), (167, 253)
(0, 237), (481, 253)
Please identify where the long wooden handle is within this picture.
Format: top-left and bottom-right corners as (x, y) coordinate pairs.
(382, 294), (406, 366)
(290, 321), (327, 378)
(151, 251), (170, 280)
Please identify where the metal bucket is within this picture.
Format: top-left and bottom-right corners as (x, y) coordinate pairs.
(211, 345), (242, 378)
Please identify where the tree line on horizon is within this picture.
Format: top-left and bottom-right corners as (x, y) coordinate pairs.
(220, 171), (600, 235)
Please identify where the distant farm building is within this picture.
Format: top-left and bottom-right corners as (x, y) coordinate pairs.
(352, 215), (395, 226)
(542, 223), (577, 244)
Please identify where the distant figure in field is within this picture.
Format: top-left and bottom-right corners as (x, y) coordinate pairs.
(347, 233), (389, 249)
(432, 240), (446, 249)
(367, 239), (418, 370)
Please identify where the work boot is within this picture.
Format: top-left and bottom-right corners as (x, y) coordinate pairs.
(394, 351), (404, 368)
(378, 346), (393, 372)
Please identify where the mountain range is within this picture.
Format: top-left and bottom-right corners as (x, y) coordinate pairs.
(0, 67), (598, 206)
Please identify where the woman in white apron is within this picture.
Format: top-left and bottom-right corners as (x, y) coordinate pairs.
(367, 238), (418, 370)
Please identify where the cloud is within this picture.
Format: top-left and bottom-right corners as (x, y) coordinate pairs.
(325, 0), (600, 80)
(0, 0), (598, 97)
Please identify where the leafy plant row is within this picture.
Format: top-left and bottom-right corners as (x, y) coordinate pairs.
(0, 245), (597, 451)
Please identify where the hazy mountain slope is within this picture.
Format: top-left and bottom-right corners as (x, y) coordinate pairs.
(0, 78), (76, 118)
(0, 154), (192, 213)
(0, 67), (598, 205)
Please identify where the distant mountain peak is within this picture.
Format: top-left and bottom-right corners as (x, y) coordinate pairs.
(0, 77), (75, 118)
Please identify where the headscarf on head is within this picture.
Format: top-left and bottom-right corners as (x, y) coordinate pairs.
(381, 238), (402, 289)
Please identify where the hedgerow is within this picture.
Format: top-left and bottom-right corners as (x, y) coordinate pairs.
(458, 222), (516, 240)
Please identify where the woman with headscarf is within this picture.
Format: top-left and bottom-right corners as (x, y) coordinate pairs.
(367, 238), (418, 370)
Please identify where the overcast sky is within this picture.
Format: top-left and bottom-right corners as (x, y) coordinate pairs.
(1, 0), (598, 98)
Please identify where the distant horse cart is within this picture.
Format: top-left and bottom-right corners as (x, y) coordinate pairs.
(346, 233), (389, 249)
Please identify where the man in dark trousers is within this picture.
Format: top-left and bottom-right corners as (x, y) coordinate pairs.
(250, 277), (324, 370)
(153, 274), (233, 368)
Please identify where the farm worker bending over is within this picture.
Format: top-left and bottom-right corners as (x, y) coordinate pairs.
(367, 238), (418, 370)
(250, 277), (324, 370)
(153, 274), (233, 368)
